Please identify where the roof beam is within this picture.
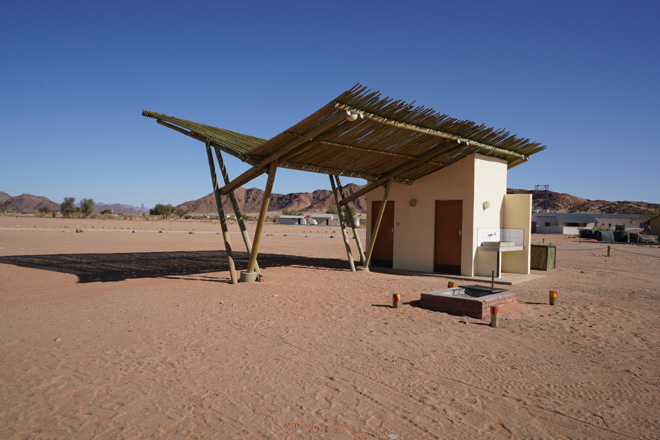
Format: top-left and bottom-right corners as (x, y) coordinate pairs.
(340, 140), (459, 206)
(333, 101), (529, 161)
(156, 119), (244, 159)
(220, 112), (345, 196)
(319, 139), (446, 166)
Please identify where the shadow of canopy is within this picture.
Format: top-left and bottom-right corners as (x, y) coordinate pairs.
(0, 250), (348, 283)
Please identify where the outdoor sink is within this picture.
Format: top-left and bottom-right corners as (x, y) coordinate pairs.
(481, 241), (516, 247)
(479, 241), (523, 252)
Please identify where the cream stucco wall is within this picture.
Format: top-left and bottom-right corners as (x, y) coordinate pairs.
(367, 153), (520, 276)
(472, 156), (508, 276)
(502, 194), (532, 274)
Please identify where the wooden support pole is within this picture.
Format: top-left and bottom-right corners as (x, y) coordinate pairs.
(220, 113), (345, 196)
(364, 180), (393, 270)
(334, 175), (365, 266)
(247, 162), (277, 273)
(330, 175), (356, 272)
(213, 146), (259, 274)
(340, 141), (459, 206)
(205, 140), (237, 284)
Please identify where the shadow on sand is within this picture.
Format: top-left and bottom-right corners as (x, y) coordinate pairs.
(0, 250), (348, 283)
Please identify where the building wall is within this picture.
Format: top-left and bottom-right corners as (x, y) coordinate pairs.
(502, 194), (532, 274)
(594, 216), (644, 230)
(649, 215), (660, 235)
(367, 153), (517, 276)
(472, 156), (508, 276)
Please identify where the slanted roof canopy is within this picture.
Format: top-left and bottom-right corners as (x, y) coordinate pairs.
(143, 84), (546, 187)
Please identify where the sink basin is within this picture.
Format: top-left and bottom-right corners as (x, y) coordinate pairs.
(481, 241), (516, 247)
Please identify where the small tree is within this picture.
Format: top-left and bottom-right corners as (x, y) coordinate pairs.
(38, 206), (51, 215)
(61, 197), (76, 218)
(80, 198), (96, 218)
(150, 203), (173, 219)
(325, 209), (337, 214)
(0, 200), (11, 213)
(174, 207), (189, 219)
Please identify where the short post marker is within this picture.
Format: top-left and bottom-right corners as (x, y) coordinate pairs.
(448, 281), (456, 288)
(607, 245), (611, 257)
(490, 306), (499, 328)
(393, 293), (400, 309)
(549, 290), (558, 306)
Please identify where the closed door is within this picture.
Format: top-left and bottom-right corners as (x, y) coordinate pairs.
(371, 201), (394, 267)
(434, 200), (462, 274)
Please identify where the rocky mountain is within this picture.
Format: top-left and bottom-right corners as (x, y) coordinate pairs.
(0, 193), (143, 214)
(179, 186), (660, 217)
(0, 193), (60, 212)
(3, 188), (657, 217)
(177, 184), (368, 215)
(507, 189), (660, 215)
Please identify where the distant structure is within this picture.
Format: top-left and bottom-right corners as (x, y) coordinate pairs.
(532, 212), (652, 235)
(534, 184), (549, 211)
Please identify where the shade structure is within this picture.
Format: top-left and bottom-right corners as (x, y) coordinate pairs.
(143, 84), (547, 281)
(143, 83), (546, 188)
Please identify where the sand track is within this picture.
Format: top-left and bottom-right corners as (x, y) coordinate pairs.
(1, 217), (659, 439)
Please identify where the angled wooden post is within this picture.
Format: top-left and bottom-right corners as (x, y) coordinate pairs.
(334, 175), (365, 266)
(247, 162), (277, 274)
(213, 147), (259, 275)
(205, 139), (237, 284)
(364, 179), (393, 270)
(330, 175), (355, 272)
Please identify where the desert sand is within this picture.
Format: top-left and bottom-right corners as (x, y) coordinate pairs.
(1, 216), (659, 439)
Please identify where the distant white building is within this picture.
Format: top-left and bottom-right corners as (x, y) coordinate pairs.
(279, 215), (306, 225)
(532, 212), (651, 235)
(309, 213), (339, 226)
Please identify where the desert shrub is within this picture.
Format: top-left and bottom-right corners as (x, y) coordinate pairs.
(174, 207), (188, 219)
(150, 203), (173, 219)
(61, 197), (76, 218)
(80, 198), (95, 218)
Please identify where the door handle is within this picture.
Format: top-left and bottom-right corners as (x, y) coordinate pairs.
(391, 227), (394, 233)
(458, 229), (462, 236)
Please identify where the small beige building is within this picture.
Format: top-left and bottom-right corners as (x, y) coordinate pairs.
(367, 153), (531, 277)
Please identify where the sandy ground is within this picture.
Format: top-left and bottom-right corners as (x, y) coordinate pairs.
(0, 216), (659, 439)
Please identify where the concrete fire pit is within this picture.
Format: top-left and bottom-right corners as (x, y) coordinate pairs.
(420, 285), (517, 319)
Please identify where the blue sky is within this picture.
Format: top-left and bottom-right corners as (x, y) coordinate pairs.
(1, 0), (658, 208)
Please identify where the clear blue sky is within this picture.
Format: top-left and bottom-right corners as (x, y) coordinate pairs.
(2, 0), (658, 208)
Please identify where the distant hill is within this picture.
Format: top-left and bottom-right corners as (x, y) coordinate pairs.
(0, 193), (142, 214)
(2, 188), (658, 217)
(177, 184), (368, 215)
(507, 188), (660, 215)
(0, 193), (60, 213)
(94, 203), (142, 215)
(179, 186), (660, 217)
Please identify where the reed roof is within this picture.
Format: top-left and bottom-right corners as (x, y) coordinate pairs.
(143, 84), (546, 184)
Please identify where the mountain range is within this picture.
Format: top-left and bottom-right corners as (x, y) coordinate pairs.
(2, 188), (658, 217)
(176, 184), (367, 215)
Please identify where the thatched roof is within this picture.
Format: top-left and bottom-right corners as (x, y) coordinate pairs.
(143, 84), (546, 185)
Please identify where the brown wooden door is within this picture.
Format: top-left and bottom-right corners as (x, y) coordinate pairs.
(434, 200), (462, 274)
(371, 201), (394, 268)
